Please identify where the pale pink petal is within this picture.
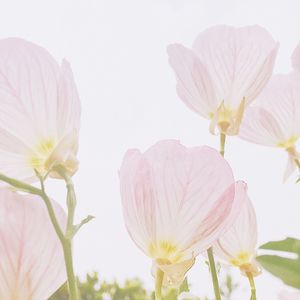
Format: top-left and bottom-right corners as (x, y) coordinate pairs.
(239, 107), (284, 146)
(0, 188), (66, 300)
(167, 44), (217, 118)
(278, 290), (300, 300)
(240, 73), (300, 147)
(292, 42), (300, 72)
(0, 38), (81, 181)
(185, 181), (247, 255)
(192, 25), (278, 109)
(120, 140), (245, 282)
(213, 196), (257, 264)
(57, 59), (81, 137)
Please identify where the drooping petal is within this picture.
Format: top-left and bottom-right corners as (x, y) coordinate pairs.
(0, 188), (66, 300)
(192, 25), (279, 109)
(120, 140), (246, 285)
(152, 257), (195, 287)
(213, 195), (260, 276)
(0, 38), (81, 181)
(167, 44), (218, 118)
(292, 42), (300, 72)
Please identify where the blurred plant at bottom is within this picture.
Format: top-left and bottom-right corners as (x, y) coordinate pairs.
(50, 271), (238, 300)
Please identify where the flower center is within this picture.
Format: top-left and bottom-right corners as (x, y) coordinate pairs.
(28, 138), (56, 174)
(148, 241), (183, 264)
(209, 99), (246, 135)
(230, 251), (251, 267)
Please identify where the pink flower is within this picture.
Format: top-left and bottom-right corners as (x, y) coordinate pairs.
(0, 188), (66, 299)
(239, 72), (300, 180)
(278, 290), (300, 300)
(292, 42), (300, 71)
(0, 38), (81, 181)
(167, 25), (278, 135)
(119, 140), (247, 286)
(213, 195), (261, 276)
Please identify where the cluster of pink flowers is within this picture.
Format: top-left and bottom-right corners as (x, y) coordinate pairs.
(120, 25), (300, 299)
(0, 24), (298, 299)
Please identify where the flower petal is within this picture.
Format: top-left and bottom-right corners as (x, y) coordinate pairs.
(192, 25), (278, 108)
(57, 59), (81, 138)
(213, 195), (257, 264)
(239, 107), (284, 146)
(167, 44), (218, 118)
(120, 140), (244, 261)
(278, 290), (300, 300)
(0, 38), (81, 181)
(152, 257), (195, 287)
(240, 73), (300, 146)
(0, 188), (66, 299)
(292, 42), (300, 72)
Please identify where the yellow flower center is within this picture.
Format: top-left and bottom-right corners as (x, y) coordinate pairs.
(209, 99), (246, 135)
(148, 241), (183, 264)
(28, 138), (56, 174)
(230, 251), (251, 267)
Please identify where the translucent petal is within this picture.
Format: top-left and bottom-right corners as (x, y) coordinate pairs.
(167, 44), (217, 118)
(0, 38), (81, 181)
(0, 188), (66, 299)
(192, 25), (278, 109)
(240, 73), (300, 146)
(120, 140), (245, 262)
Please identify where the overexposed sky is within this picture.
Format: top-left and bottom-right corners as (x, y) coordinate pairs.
(0, 0), (300, 299)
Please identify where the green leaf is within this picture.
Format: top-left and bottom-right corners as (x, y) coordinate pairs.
(260, 237), (300, 255)
(256, 255), (300, 289)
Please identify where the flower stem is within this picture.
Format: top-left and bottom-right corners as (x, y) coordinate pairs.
(246, 272), (257, 300)
(155, 268), (164, 300)
(62, 239), (79, 300)
(207, 247), (221, 300)
(204, 132), (227, 300)
(220, 133), (226, 157)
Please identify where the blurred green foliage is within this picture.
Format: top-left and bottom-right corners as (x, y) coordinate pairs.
(50, 271), (238, 300)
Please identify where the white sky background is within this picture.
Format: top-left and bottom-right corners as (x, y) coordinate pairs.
(0, 0), (300, 299)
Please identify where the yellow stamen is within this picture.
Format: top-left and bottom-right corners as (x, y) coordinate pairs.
(28, 138), (56, 174)
(148, 241), (183, 264)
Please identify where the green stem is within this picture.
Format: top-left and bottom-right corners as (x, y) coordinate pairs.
(53, 165), (77, 237)
(205, 133), (227, 300)
(52, 165), (78, 299)
(62, 239), (79, 300)
(220, 133), (226, 157)
(155, 268), (164, 300)
(246, 272), (256, 300)
(207, 247), (221, 300)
